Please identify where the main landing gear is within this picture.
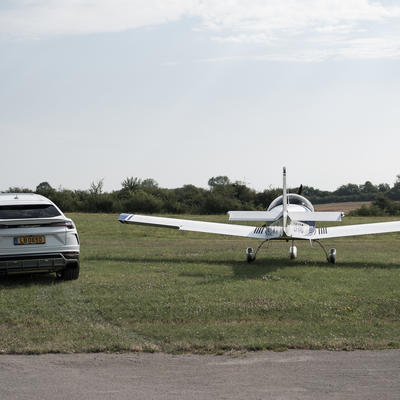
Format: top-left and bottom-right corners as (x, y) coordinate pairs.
(246, 247), (256, 263)
(327, 248), (337, 264)
(245, 239), (337, 263)
(246, 240), (270, 263)
(314, 240), (336, 264)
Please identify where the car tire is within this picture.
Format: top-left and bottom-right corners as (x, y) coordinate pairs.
(59, 262), (80, 281)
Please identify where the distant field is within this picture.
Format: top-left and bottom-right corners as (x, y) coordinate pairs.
(314, 201), (371, 212)
(0, 213), (399, 354)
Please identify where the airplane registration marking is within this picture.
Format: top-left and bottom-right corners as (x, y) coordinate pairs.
(318, 227), (328, 235)
(292, 222), (305, 234)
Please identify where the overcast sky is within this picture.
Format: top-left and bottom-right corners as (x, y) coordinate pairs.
(1, 0), (400, 193)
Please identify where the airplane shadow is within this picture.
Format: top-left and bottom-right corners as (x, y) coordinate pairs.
(86, 254), (399, 284)
(180, 257), (400, 284)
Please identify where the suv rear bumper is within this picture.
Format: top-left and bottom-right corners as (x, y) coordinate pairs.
(0, 252), (80, 275)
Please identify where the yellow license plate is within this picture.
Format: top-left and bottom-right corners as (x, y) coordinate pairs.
(14, 235), (46, 245)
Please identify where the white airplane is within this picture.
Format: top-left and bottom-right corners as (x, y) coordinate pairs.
(118, 168), (400, 263)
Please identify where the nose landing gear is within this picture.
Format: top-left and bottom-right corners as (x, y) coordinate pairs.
(289, 244), (297, 259)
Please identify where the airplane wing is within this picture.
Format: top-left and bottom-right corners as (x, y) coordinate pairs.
(118, 214), (283, 239)
(291, 221), (400, 240)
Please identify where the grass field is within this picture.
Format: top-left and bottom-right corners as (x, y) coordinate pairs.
(1, 213), (400, 354)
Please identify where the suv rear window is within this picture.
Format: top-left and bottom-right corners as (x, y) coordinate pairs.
(0, 204), (61, 219)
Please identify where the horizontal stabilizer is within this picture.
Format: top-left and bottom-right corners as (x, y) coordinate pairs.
(288, 211), (343, 222)
(228, 210), (282, 222)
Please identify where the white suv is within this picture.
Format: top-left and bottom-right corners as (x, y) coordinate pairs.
(0, 193), (80, 280)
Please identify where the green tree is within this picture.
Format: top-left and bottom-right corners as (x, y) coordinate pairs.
(360, 181), (378, 193)
(255, 188), (281, 209)
(208, 176), (230, 188)
(141, 178), (158, 188)
(122, 190), (162, 213)
(378, 183), (390, 193)
(6, 186), (32, 193)
(174, 185), (207, 213)
(373, 194), (392, 211)
(121, 177), (142, 192)
(35, 182), (55, 198)
(335, 184), (360, 196)
(89, 179), (104, 195)
(389, 174), (400, 200)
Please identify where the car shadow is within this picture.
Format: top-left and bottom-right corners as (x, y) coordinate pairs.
(0, 273), (59, 287)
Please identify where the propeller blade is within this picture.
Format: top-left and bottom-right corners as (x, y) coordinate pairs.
(298, 184), (303, 196)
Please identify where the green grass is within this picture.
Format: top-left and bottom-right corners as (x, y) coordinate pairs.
(1, 213), (400, 354)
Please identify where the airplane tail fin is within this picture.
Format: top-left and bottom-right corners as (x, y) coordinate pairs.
(282, 167), (287, 229)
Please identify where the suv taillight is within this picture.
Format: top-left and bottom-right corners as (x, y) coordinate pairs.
(52, 221), (74, 229)
(65, 221), (74, 229)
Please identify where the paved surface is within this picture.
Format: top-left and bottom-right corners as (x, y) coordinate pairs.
(0, 350), (399, 399)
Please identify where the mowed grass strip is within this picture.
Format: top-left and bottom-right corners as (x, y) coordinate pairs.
(0, 213), (399, 354)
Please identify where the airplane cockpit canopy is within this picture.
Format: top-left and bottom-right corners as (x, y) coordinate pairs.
(267, 194), (314, 212)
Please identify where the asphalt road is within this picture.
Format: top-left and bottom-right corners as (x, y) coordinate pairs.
(1, 350), (399, 399)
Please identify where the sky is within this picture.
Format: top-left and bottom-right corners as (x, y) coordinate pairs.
(1, 0), (400, 193)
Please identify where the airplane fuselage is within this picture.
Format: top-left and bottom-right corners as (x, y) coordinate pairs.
(266, 194), (316, 239)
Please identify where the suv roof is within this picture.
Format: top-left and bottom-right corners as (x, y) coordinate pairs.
(0, 193), (52, 206)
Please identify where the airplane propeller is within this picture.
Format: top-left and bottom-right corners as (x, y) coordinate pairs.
(298, 184), (303, 196)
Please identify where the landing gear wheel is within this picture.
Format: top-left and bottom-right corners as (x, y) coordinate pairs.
(289, 245), (297, 259)
(327, 248), (336, 264)
(246, 248), (256, 263)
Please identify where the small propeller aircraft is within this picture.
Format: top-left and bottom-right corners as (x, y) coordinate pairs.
(119, 168), (400, 263)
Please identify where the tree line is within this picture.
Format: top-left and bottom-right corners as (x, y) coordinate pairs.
(3, 175), (400, 216)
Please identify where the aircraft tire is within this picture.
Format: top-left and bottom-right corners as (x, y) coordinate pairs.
(289, 246), (297, 260)
(246, 248), (255, 263)
(327, 248), (336, 264)
(247, 254), (255, 263)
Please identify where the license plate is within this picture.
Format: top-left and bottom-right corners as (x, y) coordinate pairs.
(14, 235), (46, 245)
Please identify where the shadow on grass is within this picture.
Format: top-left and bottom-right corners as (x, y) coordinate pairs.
(187, 258), (399, 284)
(0, 273), (59, 287)
(86, 254), (400, 278)
(86, 254), (243, 265)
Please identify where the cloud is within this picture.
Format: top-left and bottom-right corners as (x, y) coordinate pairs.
(337, 36), (400, 59)
(212, 33), (276, 45)
(1, 0), (400, 61)
(0, 0), (197, 38)
(197, 0), (400, 61)
(195, 0), (400, 34)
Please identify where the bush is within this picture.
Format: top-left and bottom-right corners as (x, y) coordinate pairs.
(349, 195), (400, 217)
(122, 190), (163, 214)
(5, 174), (400, 215)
